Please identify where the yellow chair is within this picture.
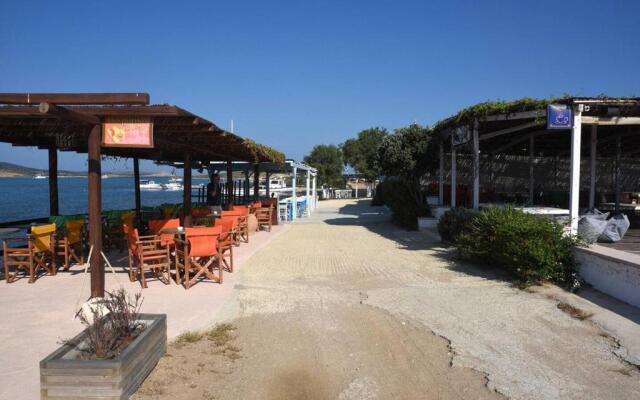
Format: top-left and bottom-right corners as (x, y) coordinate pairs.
(55, 219), (85, 270)
(3, 223), (57, 283)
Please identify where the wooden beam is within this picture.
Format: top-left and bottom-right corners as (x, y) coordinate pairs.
(582, 116), (640, 125)
(480, 121), (542, 141)
(48, 147), (59, 216)
(254, 164), (260, 201)
(39, 102), (101, 125)
(482, 109), (546, 122)
(133, 158), (141, 219)
(0, 93), (150, 105)
(88, 124), (104, 298)
(226, 161), (234, 208)
(183, 153), (192, 227)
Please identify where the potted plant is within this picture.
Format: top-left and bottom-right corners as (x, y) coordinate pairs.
(40, 289), (166, 400)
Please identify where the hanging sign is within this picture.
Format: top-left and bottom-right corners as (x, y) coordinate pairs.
(452, 125), (470, 146)
(547, 104), (573, 129)
(102, 117), (154, 148)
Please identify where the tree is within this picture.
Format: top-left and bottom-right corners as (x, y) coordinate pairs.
(304, 144), (344, 188)
(341, 127), (388, 182)
(376, 123), (438, 207)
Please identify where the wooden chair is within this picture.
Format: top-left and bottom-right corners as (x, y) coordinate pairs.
(3, 223), (57, 283)
(174, 226), (223, 289)
(223, 207), (249, 244)
(124, 225), (171, 289)
(148, 218), (180, 247)
(255, 205), (273, 232)
(215, 216), (238, 272)
(55, 219), (85, 270)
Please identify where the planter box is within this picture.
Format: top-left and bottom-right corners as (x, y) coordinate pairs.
(40, 313), (166, 400)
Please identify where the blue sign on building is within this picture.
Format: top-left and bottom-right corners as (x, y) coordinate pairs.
(547, 104), (573, 129)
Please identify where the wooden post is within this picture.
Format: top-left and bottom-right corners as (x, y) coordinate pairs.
(472, 120), (480, 210)
(266, 172), (271, 198)
(133, 157), (141, 219)
(48, 146), (59, 216)
(615, 135), (621, 215)
(291, 167), (297, 220)
(244, 170), (250, 204)
(183, 153), (192, 227)
(88, 124), (104, 298)
(438, 140), (444, 206)
(529, 136), (535, 206)
(226, 161), (234, 208)
(450, 135), (457, 208)
(312, 174), (317, 210)
(569, 106), (582, 235)
(254, 164), (260, 201)
(589, 125), (597, 210)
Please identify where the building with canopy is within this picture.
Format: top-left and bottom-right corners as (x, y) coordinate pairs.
(0, 92), (284, 297)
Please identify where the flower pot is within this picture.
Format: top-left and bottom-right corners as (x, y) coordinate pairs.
(40, 313), (166, 400)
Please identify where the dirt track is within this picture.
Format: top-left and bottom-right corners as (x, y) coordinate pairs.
(134, 199), (640, 400)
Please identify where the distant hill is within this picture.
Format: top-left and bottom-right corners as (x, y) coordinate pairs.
(0, 162), (164, 177)
(0, 162), (85, 177)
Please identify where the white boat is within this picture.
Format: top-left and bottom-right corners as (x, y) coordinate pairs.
(139, 179), (163, 190)
(33, 174), (47, 179)
(164, 181), (183, 191)
(102, 174), (110, 179)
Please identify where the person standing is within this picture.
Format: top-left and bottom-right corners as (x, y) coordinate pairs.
(207, 174), (222, 207)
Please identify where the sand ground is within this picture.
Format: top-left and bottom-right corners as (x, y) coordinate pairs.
(134, 199), (640, 400)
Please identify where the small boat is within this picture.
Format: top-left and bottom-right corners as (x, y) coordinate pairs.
(139, 180), (162, 190)
(33, 174), (47, 179)
(102, 174), (110, 179)
(164, 181), (183, 191)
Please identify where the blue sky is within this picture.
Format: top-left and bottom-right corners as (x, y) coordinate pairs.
(1, 0), (638, 172)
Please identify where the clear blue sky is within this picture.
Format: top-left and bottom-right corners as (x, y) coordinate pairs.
(1, 0), (638, 172)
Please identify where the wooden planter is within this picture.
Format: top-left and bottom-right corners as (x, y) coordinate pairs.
(40, 313), (166, 400)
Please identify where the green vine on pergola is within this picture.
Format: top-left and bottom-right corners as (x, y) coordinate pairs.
(242, 138), (286, 164)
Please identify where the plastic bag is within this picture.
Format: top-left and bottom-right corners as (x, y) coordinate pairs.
(598, 214), (630, 243)
(578, 215), (609, 243)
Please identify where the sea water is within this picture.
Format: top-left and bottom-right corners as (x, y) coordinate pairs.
(0, 177), (208, 223)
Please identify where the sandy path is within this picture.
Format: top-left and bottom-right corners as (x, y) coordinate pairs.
(134, 199), (640, 400)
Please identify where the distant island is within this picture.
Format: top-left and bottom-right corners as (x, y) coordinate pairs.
(0, 161), (187, 178)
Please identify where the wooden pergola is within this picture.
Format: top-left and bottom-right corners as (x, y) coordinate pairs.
(432, 97), (640, 234)
(0, 93), (284, 297)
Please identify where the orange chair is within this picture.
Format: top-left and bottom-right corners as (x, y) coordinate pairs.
(148, 218), (180, 247)
(124, 225), (171, 289)
(222, 208), (249, 243)
(216, 216), (238, 272)
(56, 219), (85, 270)
(175, 226), (223, 289)
(255, 204), (274, 232)
(3, 223), (57, 283)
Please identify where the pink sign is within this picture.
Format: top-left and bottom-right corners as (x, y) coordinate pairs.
(102, 118), (154, 148)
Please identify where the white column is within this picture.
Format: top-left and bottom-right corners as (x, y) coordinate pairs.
(305, 169), (310, 217)
(291, 167), (297, 220)
(589, 125), (597, 210)
(529, 135), (535, 206)
(472, 121), (480, 210)
(451, 135), (457, 208)
(439, 140), (444, 206)
(312, 174), (317, 211)
(569, 106), (583, 235)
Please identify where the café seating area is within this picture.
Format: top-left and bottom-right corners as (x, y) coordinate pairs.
(1, 200), (276, 289)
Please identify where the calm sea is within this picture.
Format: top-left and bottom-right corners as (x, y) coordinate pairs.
(0, 177), (209, 223)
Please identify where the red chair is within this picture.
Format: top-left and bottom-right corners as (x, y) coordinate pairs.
(124, 225), (171, 289)
(148, 218), (180, 247)
(216, 216), (238, 272)
(175, 226), (223, 289)
(222, 209), (249, 244)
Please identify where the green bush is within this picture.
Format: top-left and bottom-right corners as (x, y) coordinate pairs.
(370, 183), (384, 206)
(376, 178), (429, 230)
(457, 207), (577, 286)
(437, 208), (479, 244)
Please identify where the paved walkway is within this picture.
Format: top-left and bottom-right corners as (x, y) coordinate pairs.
(0, 223), (289, 400)
(136, 199), (640, 400)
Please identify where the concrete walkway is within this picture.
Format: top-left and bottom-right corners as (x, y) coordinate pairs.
(136, 199), (640, 400)
(0, 223), (289, 400)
